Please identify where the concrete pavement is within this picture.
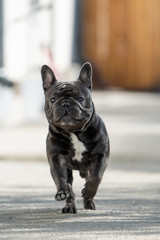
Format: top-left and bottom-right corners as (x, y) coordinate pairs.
(0, 160), (160, 240)
(0, 91), (160, 239)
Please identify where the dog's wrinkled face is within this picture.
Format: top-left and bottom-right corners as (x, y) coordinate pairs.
(41, 63), (94, 132)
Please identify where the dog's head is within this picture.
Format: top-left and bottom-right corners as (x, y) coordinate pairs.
(41, 63), (94, 132)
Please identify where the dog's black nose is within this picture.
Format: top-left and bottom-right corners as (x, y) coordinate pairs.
(61, 99), (71, 108)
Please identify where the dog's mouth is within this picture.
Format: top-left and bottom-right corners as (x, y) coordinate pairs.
(61, 113), (73, 121)
(55, 107), (86, 122)
(47, 102), (93, 131)
(48, 107), (94, 132)
(57, 112), (80, 125)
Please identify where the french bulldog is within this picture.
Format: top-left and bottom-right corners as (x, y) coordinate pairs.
(41, 62), (110, 213)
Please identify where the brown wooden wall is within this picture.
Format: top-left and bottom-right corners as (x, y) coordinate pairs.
(81, 0), (160, 90)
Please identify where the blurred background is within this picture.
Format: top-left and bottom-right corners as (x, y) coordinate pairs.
(0, 0), (160, 165)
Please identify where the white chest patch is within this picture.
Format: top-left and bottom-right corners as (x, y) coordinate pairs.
(70, 133), (86, 162)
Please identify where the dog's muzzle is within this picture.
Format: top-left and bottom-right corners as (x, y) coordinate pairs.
(61, 98), (72, 110)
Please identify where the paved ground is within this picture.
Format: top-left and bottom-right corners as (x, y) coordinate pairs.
(0, 91), (160, 240)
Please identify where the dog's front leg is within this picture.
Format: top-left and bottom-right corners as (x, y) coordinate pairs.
(82, 153), (108, 210)
(48, 152), (71, 201)
(48, 153), (77, 213)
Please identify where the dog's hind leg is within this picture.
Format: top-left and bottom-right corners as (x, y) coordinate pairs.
(62, 169), (77, 213)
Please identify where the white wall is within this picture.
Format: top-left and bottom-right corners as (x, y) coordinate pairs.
(1, 0), (76, 125)
(3, 0), (29, 81)
(3, 0), (75, 81)
(52, 0), (75, 73)
(3, 0), (53, 81)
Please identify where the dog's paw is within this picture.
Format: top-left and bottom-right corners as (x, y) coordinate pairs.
(62, 202), (77, 214)
(84, 199), (96, 210)
(55, 190), (71, 201)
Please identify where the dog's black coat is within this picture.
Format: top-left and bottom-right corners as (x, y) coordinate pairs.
(41, 63), (110, 213)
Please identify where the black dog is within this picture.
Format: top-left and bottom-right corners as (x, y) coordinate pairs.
(41, 62), (110, 213)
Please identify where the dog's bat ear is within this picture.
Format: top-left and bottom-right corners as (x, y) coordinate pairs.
(41, 65), (57, 91)
(78, 62), (92, 91)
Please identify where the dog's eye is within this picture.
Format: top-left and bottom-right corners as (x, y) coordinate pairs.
(50, 97), (56, 103)
(77, 97), (84, 102)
